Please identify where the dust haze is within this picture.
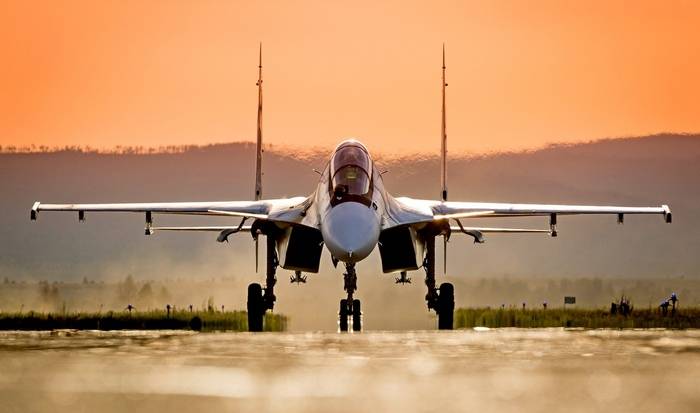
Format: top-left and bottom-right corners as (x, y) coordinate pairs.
(1, 134), (698, 329)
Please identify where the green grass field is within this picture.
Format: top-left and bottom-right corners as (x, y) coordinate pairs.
(0, 310), (287, 332)
(454, 307), (700, 329)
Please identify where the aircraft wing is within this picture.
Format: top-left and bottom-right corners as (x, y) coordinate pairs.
(390, 197), (672, 229)
(30, 196), (314, 229)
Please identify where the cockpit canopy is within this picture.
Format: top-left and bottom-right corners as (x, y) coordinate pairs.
(330, 142), (373, 205)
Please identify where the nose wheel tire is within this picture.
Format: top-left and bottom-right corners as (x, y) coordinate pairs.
(352, 299), (362, 331)
(437, 283), (454, 330)
(247, 283), (264, 332)
(339, 299), (362, 332)
(339, 299), (349, 332)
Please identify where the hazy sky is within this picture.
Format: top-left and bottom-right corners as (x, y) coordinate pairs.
(2, 0), (699, 154)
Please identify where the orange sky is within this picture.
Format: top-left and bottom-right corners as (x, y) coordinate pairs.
(1, 0), (699, 154)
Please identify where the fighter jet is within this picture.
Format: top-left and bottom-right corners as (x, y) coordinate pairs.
(30, 45), (672, 331)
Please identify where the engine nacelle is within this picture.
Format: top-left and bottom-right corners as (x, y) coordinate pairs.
(378, 225), (424, 273)
(276, 225), (323, 273)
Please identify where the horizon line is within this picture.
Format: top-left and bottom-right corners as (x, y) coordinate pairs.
(1, 132), (698, 158)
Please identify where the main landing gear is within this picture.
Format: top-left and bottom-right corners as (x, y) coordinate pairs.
(247, 235), (278, 332)
(424, 235), (454, 330)
(248, 232), (451, 332)
(338, 263), (362, 332)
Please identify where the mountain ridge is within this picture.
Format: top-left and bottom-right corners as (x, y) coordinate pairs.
(1, 133), (697, 282)
(2, 133), (698, 329)
(3, 132), (698, 161)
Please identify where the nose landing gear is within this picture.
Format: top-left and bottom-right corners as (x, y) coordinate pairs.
(339, 263), (362, 332)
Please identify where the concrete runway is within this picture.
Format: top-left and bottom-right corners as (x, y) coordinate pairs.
(0, 329), (699, 413)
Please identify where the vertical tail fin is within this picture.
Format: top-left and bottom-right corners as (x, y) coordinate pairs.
(440, 44), (448, 202)
(255, 43), (264, 201)
(254, 43), (263, 273)
(441, 44), (448, 275)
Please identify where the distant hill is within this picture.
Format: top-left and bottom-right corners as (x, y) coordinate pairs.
(1, 134), (698, 328)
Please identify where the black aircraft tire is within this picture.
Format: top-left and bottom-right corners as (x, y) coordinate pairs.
(352, 299), (362, 332)
(438, 283), (455, 330)
(247, 283), (264, 332)
(339, 299), (349, 332)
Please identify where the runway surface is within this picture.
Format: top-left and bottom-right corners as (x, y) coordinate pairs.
(1, 328), (699, 413)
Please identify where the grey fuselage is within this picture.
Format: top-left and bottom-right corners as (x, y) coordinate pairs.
(313, 139), (387, 264)
(269, 138), (432, 274)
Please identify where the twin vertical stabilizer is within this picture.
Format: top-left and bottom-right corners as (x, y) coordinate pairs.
(254, 44), (445, 203)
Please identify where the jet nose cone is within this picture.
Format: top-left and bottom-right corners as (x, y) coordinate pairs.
(322, 202), (380, 263)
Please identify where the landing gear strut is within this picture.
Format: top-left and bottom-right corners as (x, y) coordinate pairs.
(247, 234), (278, 332)
(339, 263), (362, 332)
(424, 235), (454, 330)
(263, 235), (278, 310)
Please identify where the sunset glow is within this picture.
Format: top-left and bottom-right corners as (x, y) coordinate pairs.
(1, 0), (699, 154)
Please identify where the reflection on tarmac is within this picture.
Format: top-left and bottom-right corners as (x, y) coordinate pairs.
(1, 329), (699, 412)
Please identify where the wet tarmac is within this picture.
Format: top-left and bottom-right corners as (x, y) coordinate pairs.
(1, 329), (699, 413)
